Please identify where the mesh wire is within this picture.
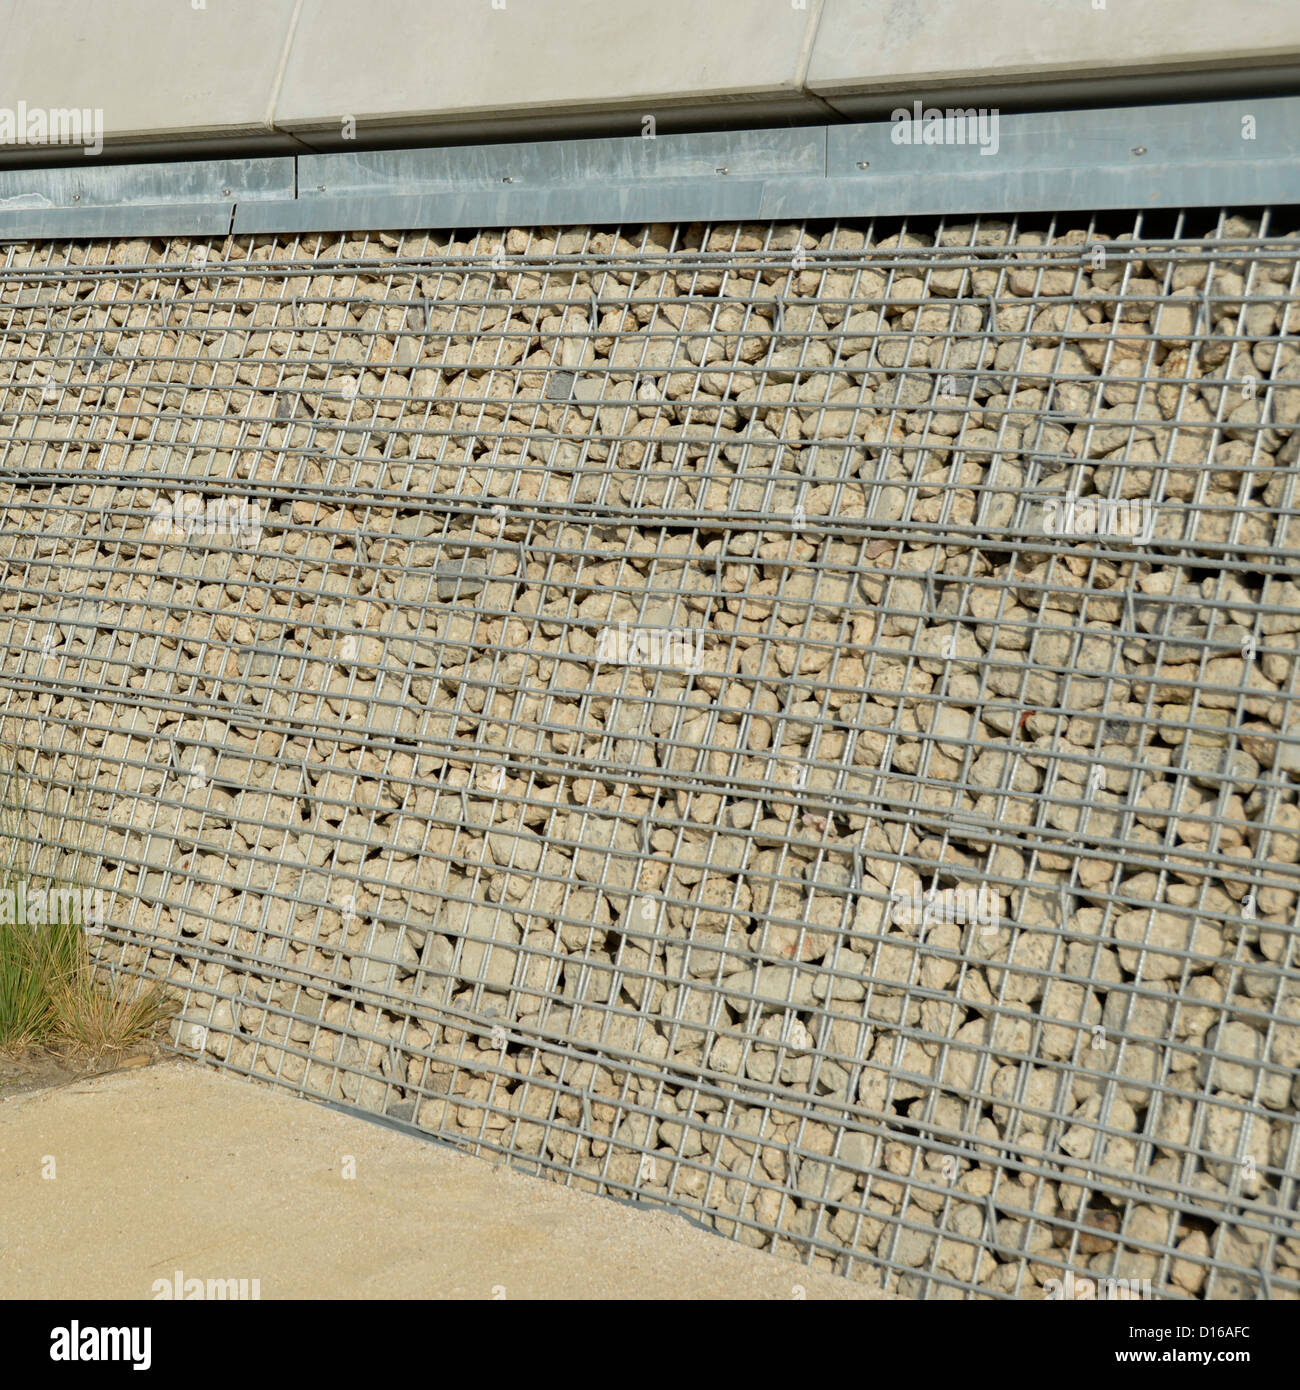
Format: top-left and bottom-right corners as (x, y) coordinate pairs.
(0, 210), (1298, 1298)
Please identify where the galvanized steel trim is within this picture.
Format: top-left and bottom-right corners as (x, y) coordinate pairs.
(0, 97), (1295, 240)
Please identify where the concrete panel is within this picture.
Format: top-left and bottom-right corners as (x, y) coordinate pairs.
(809, 0), (1300, 114)
(1, 0), (1297, 162)
(0, 0), (300, 157)
(274, 0), (825, 146)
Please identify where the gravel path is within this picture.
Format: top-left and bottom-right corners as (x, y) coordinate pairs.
(0, 1061), (881, 1299)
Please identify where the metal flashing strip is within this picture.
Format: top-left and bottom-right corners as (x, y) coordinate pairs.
(297, 128), (827, 197)
(0, 95), (1295, 239)
(758, 159), (1300, 221)
(0, 157), (295, 240)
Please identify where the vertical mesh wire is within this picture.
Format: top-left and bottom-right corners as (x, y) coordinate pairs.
(0, 209), (1298, 1297)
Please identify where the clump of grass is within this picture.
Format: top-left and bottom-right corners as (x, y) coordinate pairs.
(47, 936), (176, 1065)
(0, 724), (174, 1064)
(0, 911), (81, 1050)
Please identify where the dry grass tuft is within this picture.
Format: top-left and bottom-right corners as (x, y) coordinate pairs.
(0, 722), (174, 1063)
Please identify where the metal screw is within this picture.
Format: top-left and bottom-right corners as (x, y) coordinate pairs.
(502, 175), (514, 184)
(71, 193), (80, 202)
(1131, 146), (1147, 156)
(317, 184), (326, 192)
(222, 187), (231, 196)
(857, 161), (870, 170)
(715, 166), (729, 175)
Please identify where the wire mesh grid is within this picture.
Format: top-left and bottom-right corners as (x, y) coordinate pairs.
(0, 209), (1298, 1298)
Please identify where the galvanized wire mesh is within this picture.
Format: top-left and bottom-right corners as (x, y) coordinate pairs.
(1, 210), (1298, 1298)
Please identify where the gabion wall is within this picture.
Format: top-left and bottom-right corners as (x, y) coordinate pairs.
(1, 211), (1298, 1298)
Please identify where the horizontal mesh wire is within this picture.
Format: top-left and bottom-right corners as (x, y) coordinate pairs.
(0, 209), (1299, 1298)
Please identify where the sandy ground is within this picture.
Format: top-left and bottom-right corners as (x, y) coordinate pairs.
(0, 1046), (83, 1097)
(0, 1061), (881, 1299)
